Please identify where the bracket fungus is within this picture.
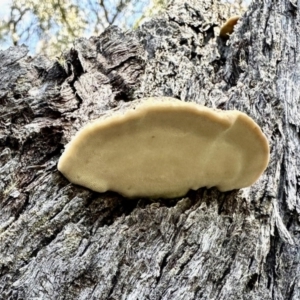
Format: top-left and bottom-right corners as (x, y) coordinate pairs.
(58, 97), (269, 198)
(219, 16), (240, 38)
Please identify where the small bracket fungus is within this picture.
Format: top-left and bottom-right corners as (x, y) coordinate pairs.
(219, 16), (240, 38)
(58, 97), (269, 198)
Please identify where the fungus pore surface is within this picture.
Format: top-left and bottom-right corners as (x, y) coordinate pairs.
(58, 97), (269, 198)
(220, 16), (240, 38)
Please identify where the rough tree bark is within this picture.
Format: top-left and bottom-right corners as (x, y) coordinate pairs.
(0, 0), (299, 299)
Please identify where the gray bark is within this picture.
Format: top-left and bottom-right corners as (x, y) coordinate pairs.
(0, 0), (299, 299)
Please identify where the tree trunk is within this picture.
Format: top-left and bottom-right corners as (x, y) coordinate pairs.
(1, 0), (299, 299)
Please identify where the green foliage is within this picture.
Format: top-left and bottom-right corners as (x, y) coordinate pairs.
(133, 0), (168, 29)
(0, 0), (152, 57)
(0, 0), (249, 58)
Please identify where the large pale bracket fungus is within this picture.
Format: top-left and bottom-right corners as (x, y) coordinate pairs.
(58, 97), (269, 198)
(219, 16), (240, 38)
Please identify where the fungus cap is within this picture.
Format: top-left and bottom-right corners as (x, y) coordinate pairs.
(220, 16), (240, 37)
(58, 97), (269, 198)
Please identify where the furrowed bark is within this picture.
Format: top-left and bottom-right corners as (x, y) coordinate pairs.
(0, 0), (299, 299)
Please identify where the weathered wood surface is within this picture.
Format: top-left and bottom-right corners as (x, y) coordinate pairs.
(0, 0), (299, 299)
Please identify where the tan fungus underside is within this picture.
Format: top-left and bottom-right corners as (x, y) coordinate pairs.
(219, 16), (240, 37)
(58, 97), (269, 198)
